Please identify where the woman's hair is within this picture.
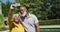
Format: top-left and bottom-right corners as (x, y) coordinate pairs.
(13, 14), (19, 18)
(12, 14), (20, 21)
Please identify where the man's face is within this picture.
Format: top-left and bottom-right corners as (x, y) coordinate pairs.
(19, 7), (27, 14)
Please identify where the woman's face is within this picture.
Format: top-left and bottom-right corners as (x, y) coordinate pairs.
(13, 14), (20, 23)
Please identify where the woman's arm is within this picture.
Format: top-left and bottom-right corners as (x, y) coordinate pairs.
(8, 9), (13, 29)
(8, 5), (15, 29)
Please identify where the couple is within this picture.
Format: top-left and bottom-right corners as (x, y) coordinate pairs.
(8, 5), (40, 32)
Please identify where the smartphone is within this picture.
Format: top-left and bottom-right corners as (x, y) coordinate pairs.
(12, 3), (20, 7)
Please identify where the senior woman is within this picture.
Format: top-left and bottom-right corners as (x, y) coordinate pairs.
(8, 5), (24, 32)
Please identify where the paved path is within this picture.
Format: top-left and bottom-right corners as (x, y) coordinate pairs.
(40, 25), (60, 28)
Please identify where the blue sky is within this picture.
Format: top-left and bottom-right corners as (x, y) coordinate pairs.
(1, 0), (15, 3)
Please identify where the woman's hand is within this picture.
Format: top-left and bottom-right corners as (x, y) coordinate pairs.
(10, 5), (15, 10)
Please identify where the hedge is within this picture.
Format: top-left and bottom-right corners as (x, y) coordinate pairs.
(39, 19), (60, 25)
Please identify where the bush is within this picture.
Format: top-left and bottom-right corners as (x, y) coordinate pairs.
(0, 14), (4, 30)
(39, 19), (60, 25)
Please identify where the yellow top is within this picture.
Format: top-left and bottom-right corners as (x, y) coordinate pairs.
(8, 16), (24, 32)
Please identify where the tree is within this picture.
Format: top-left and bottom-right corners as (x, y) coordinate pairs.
(2, 1), (11, 17)
(2, 0), (60, 20)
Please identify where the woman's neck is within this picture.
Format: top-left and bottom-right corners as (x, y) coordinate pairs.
(14, 21), (20, 24)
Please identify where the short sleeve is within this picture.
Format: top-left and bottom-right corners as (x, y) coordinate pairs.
(32, 15), (39, 24)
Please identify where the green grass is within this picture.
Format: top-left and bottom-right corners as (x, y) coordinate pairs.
(40, 29), (60, 32)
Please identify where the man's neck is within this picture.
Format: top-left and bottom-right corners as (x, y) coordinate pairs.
(25, 13), (29, 17)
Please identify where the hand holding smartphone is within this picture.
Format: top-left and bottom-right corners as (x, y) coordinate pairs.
(10, 2), (20, 10)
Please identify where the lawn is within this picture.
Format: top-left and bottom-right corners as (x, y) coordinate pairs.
(40, 29), (60, 32)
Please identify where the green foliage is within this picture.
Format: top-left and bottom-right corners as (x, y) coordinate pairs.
(2, 2), (11, 17)
(2, 0), (60, 20)
(1, 0), (60, 25)
(16, 0), (60, 20)
(16, 0), (44, 20)
(0, 14), (4, 29)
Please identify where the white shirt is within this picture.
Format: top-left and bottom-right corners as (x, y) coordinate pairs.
(21, 14), (39, 32)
